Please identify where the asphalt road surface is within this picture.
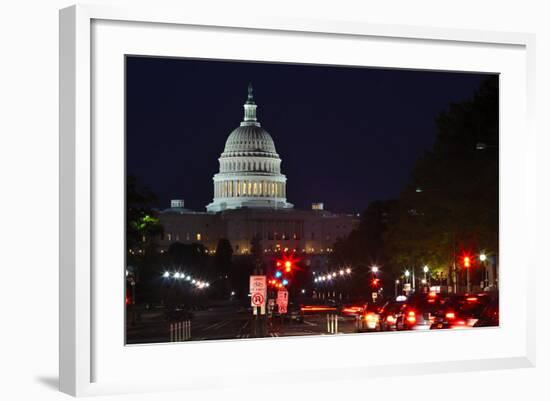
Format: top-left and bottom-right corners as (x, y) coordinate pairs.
(126, 302), (360, 344)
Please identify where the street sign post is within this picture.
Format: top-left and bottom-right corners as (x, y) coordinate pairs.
(249, 275), (267, 315)
(276, 288), (288, 314)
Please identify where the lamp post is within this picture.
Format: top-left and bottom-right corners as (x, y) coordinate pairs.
(395, 279), (400, 298)
(423, 265), (429, 287)
(479, 253), (487, 289)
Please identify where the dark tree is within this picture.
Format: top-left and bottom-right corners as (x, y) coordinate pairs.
(384, 76), (499, 284)
(250, 234), (264, 274)
(214, 239), (233, 274)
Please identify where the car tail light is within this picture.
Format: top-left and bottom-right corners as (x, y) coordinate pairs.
(386, 315), (396, 324)
(466, 297), (478, 302)
(365, 313), (378, 322)
(445, 312), (456, 319)
(406, 310), (416, 324)
(456, 320), (466, 326)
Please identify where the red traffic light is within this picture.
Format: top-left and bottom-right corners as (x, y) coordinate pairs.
(371, 278), (380, 287)
(284, 260), (292, 272)
(463, 256), (471, 268)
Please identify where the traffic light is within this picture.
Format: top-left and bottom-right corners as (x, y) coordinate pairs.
(463, 256), (471, 268)
(284, 260), (292, 272)
(371, 278), (380, 287)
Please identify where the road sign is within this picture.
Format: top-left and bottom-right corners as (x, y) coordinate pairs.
(251, 292), (265, 306)
(371, 292), (378, 301)
(249, 275), (266, 307)
(276, 289), (288, 314)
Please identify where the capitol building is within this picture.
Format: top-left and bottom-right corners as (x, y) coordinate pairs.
(157, 84), (358, 262)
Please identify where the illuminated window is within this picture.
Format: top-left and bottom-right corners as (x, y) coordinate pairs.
(196, 233), (202, 241)
(253, 182), (258, 195)
(248, 181), (252, 195)
(167, 233), (172, 241)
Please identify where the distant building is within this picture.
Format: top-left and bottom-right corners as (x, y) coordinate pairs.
(157, 84), (358, 263)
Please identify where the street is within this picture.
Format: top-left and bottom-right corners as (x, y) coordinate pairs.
(126, 302), (360, 344)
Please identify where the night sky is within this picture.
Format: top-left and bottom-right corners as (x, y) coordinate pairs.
(126, 56), (491, 214)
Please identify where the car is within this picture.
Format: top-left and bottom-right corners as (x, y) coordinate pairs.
(473, 295), (499, 327)
(395, 292), (447, 330)
(165, 305), (194, 322)
(287, 302), (305, 323)
(378, 300), (407, 331)
(431, 293), (494, 329)
(357, 303), (385, 332)
(339, 300), (370, 318)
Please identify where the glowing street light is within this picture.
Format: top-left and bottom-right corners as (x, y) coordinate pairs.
(423, 265), (429, 273)
(479, 253), (487, 262)
(371, 266), (379, 273)
(345, 267), (351, 274)
(163, 271), (170, 278)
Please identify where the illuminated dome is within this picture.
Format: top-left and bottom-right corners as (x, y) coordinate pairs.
(206, 84), (293, 212)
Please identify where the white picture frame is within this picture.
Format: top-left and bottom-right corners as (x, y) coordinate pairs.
(59, 4), (536, 397)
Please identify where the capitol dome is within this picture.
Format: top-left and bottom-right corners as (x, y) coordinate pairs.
(206, 84), (293, 212)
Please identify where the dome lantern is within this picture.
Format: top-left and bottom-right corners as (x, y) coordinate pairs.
(242, 82), (259, 126)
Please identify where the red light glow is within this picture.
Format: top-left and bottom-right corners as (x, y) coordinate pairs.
(300, 306), (338, 312)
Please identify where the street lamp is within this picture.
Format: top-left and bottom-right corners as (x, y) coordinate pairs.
(423, 265), (429, 286)
(404, 270), (410, 283)
(394, 279), (400, 297)
(371, 266), (379, 274)
(480, 253), (488, 289)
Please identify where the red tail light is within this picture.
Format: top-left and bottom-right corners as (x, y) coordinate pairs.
(406, 310), (416, 324)
(386, 315), (396, 324)
(365, 313), (378, 322)
(445, 312), (456, 319)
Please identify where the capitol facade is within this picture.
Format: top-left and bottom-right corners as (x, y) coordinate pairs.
(157, 85), (358, 263)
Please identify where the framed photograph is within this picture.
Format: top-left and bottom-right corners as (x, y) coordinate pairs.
(59, 4), (536, 396)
